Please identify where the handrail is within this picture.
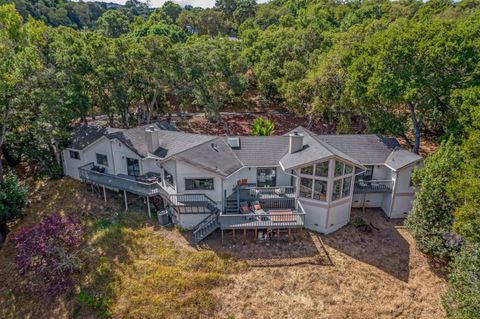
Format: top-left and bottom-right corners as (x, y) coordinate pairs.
(79, 162), (161, 187)
(219, 211), (305, 230)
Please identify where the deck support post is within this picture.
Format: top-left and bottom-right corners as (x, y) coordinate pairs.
(254, 228), (258, 241)
(299, 228), (304, 240)
(146, 196), (151, 217)
(277, 229), (280, 240)
(103, 186), (107, 202)
(288, 229), (292, 242)
(243, 228), (247, 244)
(232, 229), (235, 242)
(123, 190), (128, 211)
(221, 230), (224, 246)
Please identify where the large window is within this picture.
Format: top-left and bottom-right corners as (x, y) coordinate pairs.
(300, 178), (313, 198)
(315, 161), (329, 177)
(69, 150), (80, 160)
(126, 158), (140, 176)
(164, 169), (174, 188)
(96, 153), (108, 166)
(257, 168), (276, 187)
(332, 160), (354, 201)
(185, 178), (214, 190)
(299, 160), (329, 202)
(332, 180), (342, 201)
(313, 180), (327, 201)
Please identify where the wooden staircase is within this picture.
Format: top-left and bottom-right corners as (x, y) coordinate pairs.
(192, 205), (221, 244)
(225, 199), (238, 214)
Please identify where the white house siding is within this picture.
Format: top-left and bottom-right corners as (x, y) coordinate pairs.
(390, 163), (418, 218)
(110, 140), (142, 176)
(301, 199), (329, 233)
(142, 158), (161, 174)
(62, 148), (84, 180)
(175, 160), (223, 208)
(161, 159), (177, 194)
(82, 137), (115, 174)
(326, 199), (352, 233)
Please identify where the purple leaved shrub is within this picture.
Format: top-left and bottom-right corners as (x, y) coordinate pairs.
(12, 214), (84, 297)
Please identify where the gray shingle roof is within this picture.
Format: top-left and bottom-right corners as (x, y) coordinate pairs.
(68, 122), (421, 175)
(385, 149), (422, 170)
(227, 136), (290, 167)
(106, 123), (211, 158)
(68, 125), (123, 150)
(175, 138), (243, 176)
(317, 134), (400, 164)
(279, 127), (362, 170)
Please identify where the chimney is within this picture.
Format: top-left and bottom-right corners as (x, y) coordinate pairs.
(289, 131), (304, 153)
(145, 125), (160, 153)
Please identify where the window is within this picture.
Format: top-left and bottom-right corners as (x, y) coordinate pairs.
(313, 180), (327, 201)
(342, 177), (352, 198)
(334, 161), (344, 177)
(185, 178), (214, 190)
(301, 165), (313, 175)
(257, 168), (276, 187)
(96, 153), (108, 166)
(164, 169), (174, 188)
(315, 161), (329, 177)
(332, 179), (342, 201)
(69, 150), (80, 160)
(356, 165), (373, 181)
(300, 178), (313, 198)
(345, 165), (353, 175)
(126, 158), (140, 176)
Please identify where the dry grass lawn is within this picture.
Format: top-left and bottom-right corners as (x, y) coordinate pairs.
(0, 178), (446, 318)
(206, 209), (447, 319)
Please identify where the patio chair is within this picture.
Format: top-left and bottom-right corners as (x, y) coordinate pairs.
(240, 201), (256, 221)
(251, 201), (267, 216)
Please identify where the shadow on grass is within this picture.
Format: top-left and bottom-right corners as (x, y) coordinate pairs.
(321, 208), (411, 282)
(201, 228), (334, 267)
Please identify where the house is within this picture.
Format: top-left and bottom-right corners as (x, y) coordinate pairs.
(62, 122), (422, 243)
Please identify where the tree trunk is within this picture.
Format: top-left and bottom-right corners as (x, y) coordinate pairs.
(0, 223), (9, 243)
(408, 102), (422, 154)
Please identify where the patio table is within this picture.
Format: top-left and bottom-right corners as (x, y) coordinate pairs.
(269, 209), (295, 222)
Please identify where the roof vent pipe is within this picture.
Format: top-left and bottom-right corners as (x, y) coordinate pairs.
(289, 131), (304, 153)
(145, 125), (160, 153)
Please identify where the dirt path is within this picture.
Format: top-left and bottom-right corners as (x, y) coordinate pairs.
(210, 209), (446, 319)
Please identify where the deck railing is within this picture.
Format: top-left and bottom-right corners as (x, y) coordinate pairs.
(78, 163), (162, 196)
(354, 180), (393, 193)
(219, 210), (305, 230)
(165, 193), (219, 214)
(227, 186), (296, 213)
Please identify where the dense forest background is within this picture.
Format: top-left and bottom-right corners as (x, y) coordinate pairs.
(1, 0), (479, 318)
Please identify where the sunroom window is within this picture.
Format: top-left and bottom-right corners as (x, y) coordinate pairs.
(331, 160), (354, 201)
(301, 165), (313, 175)
(332, 180), (342, 201)
(299, 161), (329, 202)
(315, 161), (329, 177)
(299, 178), (313, 198)
(313, 180), (327, 201)
(334, 161), (344, 177)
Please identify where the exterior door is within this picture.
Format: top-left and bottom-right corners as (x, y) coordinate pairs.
(126, 158), (140, 176)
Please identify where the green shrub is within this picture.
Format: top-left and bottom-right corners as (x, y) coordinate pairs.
(76, 290), (111, 318)
(0, 172), (28, 228)
(250, 116), (275, 136)
(443, 243), (480, 318)
(405, 139), (463, 260)
(352, 216), (366, 228)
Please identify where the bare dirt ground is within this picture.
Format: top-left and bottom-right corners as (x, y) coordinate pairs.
(204, 209), (447, 319)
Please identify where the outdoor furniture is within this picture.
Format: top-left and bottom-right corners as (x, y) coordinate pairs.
(269, 209), (295, 222)
(275, 188), (285, 195)
(251, 201), (266, 214)
(239, 201), (250, 214)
